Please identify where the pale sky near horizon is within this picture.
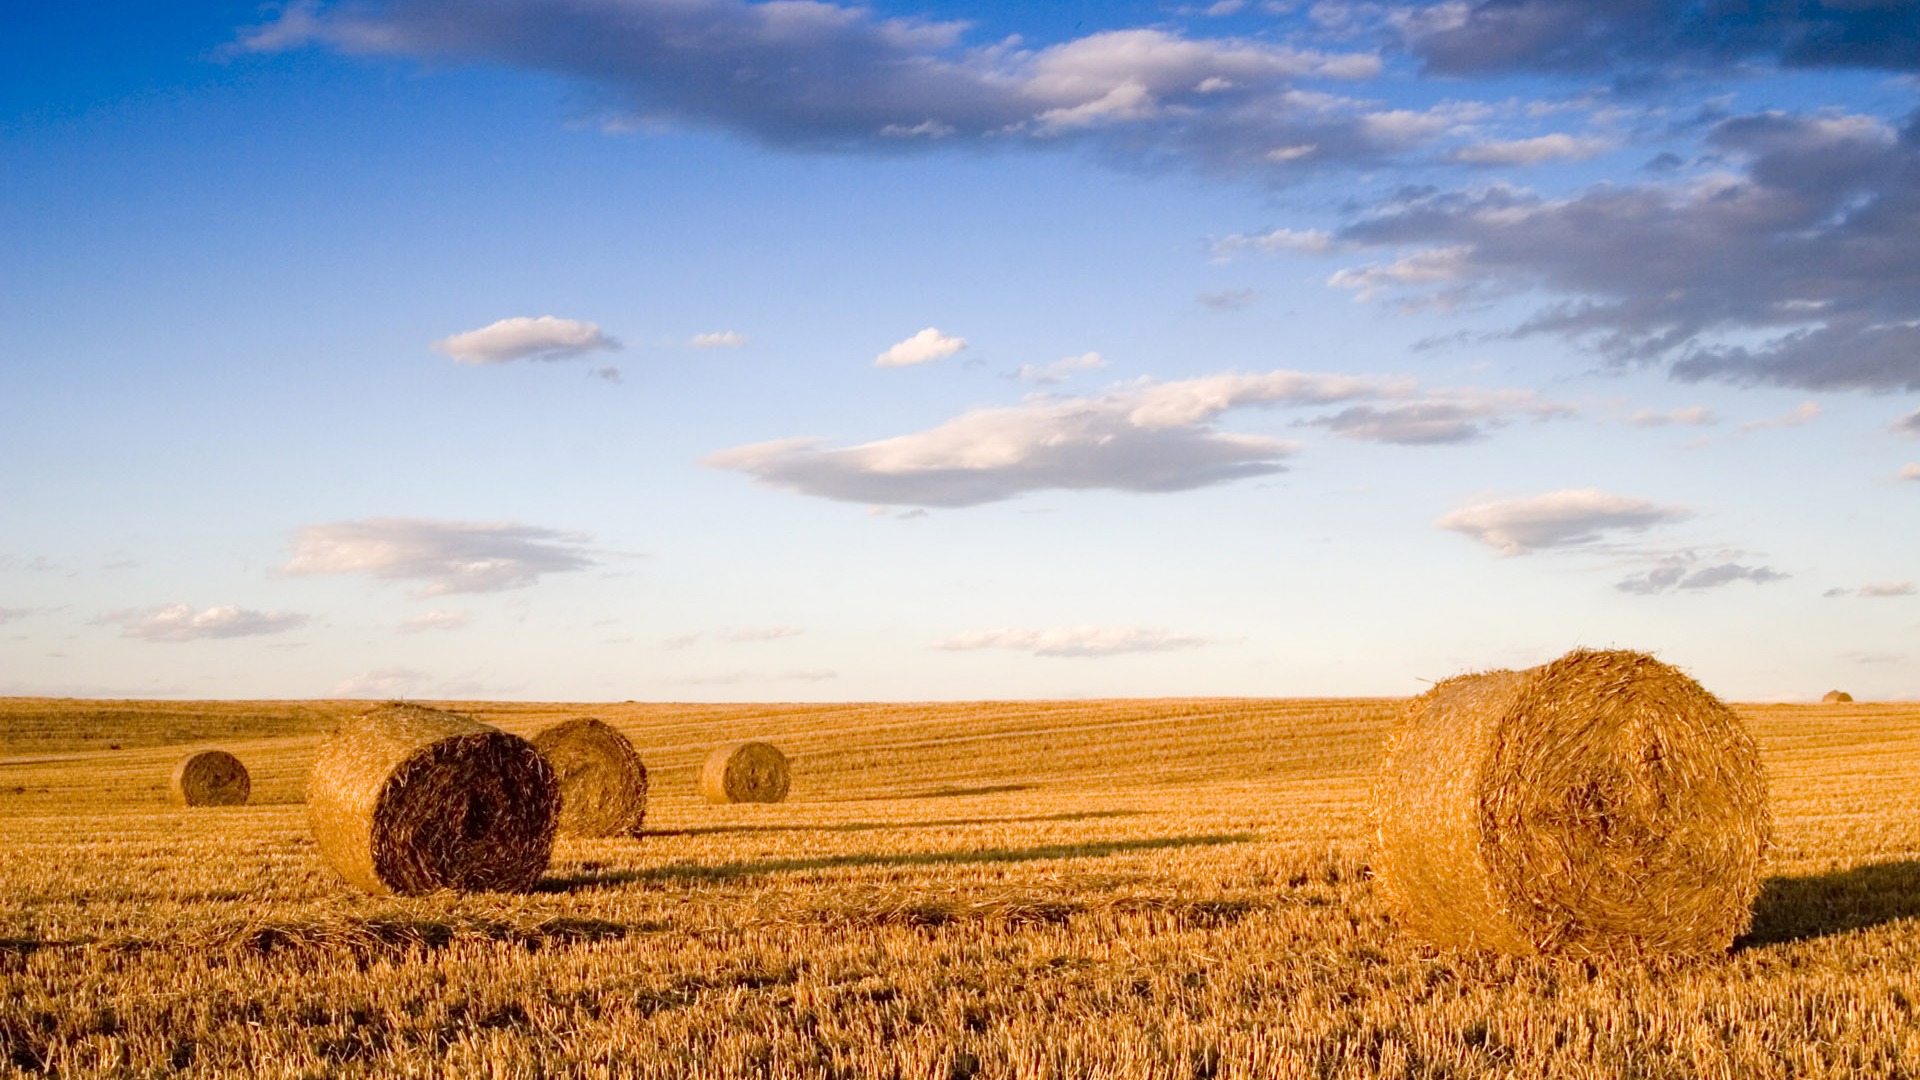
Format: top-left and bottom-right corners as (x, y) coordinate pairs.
(5, 0), (1920, 702)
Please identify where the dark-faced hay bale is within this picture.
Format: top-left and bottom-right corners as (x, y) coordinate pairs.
(530, 718), (649, 836)
(1372, 648), (1770, 956)
(170, 750), (250, 807)
(1822, 689), (1854, 703)
(307, 702), (558, 896)
(700, 741), (790, 804)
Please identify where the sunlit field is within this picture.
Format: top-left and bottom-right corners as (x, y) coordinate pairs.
(3, 696), (1919, 1078)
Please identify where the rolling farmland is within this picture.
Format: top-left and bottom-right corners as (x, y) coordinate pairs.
(3, 696), (1919, 1078)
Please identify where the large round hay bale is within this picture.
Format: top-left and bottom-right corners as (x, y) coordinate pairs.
(531, 718), (649, 836)
(307, 702), (558, 896)
(170, 749), (250, 807)
(1372, 649), (1770, 956)
(1822, 689), (1853, 703)
(700, 741), (790, 804)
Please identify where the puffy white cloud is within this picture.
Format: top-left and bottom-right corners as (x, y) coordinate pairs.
(282, 518), (595, 595)
(101, 604), (309, 643)
(691, 331), (747, 348)
(399, 609), (471, 633)
(933, 625), (1214, 657)
(1437, 488), (1693, 556)
(432, 316), (617, 364)
(1450, 133), (1609, 166)
(876, 328), (967, 367)
(1014, 352), (1107, 384)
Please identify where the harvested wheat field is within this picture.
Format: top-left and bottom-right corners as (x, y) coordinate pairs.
(4, 695), (1920, 1078)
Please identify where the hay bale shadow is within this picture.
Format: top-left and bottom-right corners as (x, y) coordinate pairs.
(1739, 860), (1920, 947)
(638, 809), (1140, 839)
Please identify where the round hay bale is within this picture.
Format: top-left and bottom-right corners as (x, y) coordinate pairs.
(307, 702), (558, 896)
(1372, 648), (1770, 956)
(1822, 689), (1853, 703)
(170, 749), (250, 807)
(531, 718), (649, 836)
(700, 741), (790, 804)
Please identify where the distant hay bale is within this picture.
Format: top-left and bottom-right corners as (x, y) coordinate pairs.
(1372, 648), (1770, 956)
(700, 741), (791, 804)
(170, 750), (250, 807)
(307, 702), (558, 896)
(1822, 690), (1854, 703)
(530, 718), (649, 836)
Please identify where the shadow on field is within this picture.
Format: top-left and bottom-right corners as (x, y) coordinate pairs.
(1740, 860), (1920, 947)
(639, 809), (1139, 838)
(905, 783), (1034, 799)
(542, 832), (1258, 891)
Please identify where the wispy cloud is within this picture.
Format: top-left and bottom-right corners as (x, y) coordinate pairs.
(691, 330), (747, 348)
(432, 316), (617, 364)
(1437, 488), (1693, 556)
(0, 607), (30, 625)
(1629, 406), (1716, 428)
(283, 518), (595, 595)
(1740, 401), (1821, 432)
(708, 369), (1567, 507)
(933, 625), (1214, 657)
(99, 604), (309, 643)
(1616, 556), (1788, 595)
(333, 666), (434, 697)
(1894, 409), (1920, 438)
(1449, 133), (1609, 166)
(877, 328), (967, 367)
(399, 609), (471, 633)
(1197, 288), (1258, 310)
(1860, 582), (1916, 598)
(1014, 352), (1107, 384)
(1900, 463), (1920, 481)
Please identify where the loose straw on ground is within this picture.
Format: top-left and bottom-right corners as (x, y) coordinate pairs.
(307, 702), (558, 895)
(701, 741), (790, 804)
(170, 750), (250, 807)
(1372, 648), (1770, 956)
(531, 718), (649, 836)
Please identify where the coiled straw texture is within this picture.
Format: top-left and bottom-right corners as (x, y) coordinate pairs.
(170, 750), (250, 807)
(307, 702), (558, 896)
(531, 718), (649, 836)
(1372, 649), (1771, 956)
(700, 741), (790, 804)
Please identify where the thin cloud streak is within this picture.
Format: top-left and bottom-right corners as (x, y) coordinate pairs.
(282, 518), (595, 595)
(933, 625), (1214, 657)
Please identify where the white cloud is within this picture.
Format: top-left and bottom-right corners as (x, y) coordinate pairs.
(399, 609), (471, 633)
(1740, 400), (1821, 432)
(720, 626), (805, 642)
(432, 316), (617, 364)
(333, 667), (434, 698)
(1015, 352), (1108, 384)
(876, 327), (968, 367)
(1211, 228), (1339, 259)
(934, 624), (1214, 657)
(1437, 488), (1694, 556)
(101, 604), (309, 643)
(1900, 463), (1920, 481)
(707, 369), (1565, 506)
(1629, 406), (1717, 427)
(1450, 133), (1610, 166)
(282, 518), (595, 595)
(691, 331), (747, 348)
(1859, 581), (1916, 598)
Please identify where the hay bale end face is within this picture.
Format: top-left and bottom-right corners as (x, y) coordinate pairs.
(1822, 689), (1854, 703)
(170, 750), (250, 807)
(531, 718), (649, 836)
(1372, 649), (1771, 956)
(701, 741), (791, 804)
(307, 702), (559, 896)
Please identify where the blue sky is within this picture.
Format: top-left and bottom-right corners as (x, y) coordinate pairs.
(4, 0), (1919, 701)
